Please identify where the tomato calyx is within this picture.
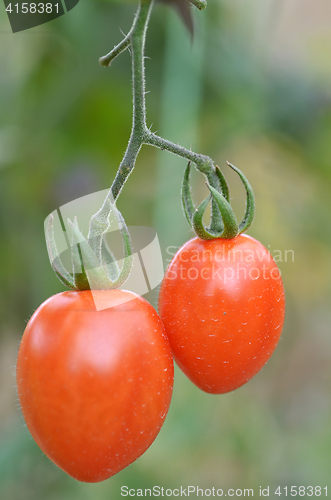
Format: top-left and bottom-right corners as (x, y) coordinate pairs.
(182, 161), (255, 240)
(45, 200), (133, 291)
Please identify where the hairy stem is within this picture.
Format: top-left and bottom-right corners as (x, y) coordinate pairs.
(99, 37), (131, 67)
(145, 131), (214, 174)
(109, 0), (153, 202)
(94, 0), (220, 225)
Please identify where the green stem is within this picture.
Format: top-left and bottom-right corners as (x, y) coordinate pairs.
(109, 0), (153, 202)
(145, 131), (222, 231)
(93, 0), (222, 234)
(98, 0), (218, 204)
(49, 0), (254, 291)
(99, 37), (131, 68)
(87, 1), (153, 243)
(205, 169), (223, 232)
(145, 131), (214, 174)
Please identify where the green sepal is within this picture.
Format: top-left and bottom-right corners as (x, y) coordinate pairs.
(226, 161), (255, 234)
(53, 269), (76, 290)
(109, 209), (133, 289)
(101, 237), (120, 281)
(192, 195), (219, 240)
(45, 214), (76, 290)
(181, 161), (195, 225)
(207, 184), (239, 239)
(86, 197), (133, 288)
(67, 218), (91, 290)
(67, 217), (113, 290)
(215, 166), (230, 202)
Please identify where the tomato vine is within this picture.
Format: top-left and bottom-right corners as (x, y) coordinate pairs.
(96, 0), (255, 242)
(45, 0), (256, 292)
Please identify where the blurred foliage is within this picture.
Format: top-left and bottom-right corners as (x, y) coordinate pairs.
(1, 0), (331, 497)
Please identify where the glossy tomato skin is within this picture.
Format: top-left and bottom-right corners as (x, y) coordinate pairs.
(159, 235), (285, 394)
(17, 290), (174, 483)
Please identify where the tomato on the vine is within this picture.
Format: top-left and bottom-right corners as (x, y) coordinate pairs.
(159, 234), (285, 394)
(16, 289), (174, 483)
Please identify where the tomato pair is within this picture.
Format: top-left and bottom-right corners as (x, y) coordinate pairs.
(16, 235), (285, 482)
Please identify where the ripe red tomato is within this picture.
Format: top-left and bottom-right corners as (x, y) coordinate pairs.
(16, 290), (174, 483)
(159, 234), (285, 394)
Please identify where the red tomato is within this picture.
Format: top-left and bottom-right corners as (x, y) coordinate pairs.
(16, 290), (174, 483)
(159, 234), (285, 394)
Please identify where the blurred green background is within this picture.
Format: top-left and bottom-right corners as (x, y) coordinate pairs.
(1, 0), (331, 498)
